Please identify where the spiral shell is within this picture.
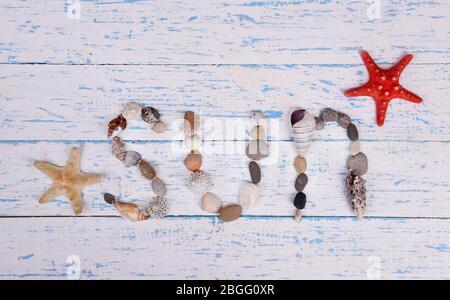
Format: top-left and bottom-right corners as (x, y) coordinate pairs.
(291, 109), (315, 156)
(114, 200), (149, 222)
(111, 136), (126, 161)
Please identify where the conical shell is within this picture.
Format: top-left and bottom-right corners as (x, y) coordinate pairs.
(114, 201), (149, 222)
(291, 109), (315, 156)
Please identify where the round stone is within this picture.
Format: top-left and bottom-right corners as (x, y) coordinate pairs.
(186, 170), (212, 195)
(350, 141), (361, 155)
(250, 125), (266, 140)
(293, 192), (307, 209)
(141, 106), (160, 124)
(152, 121), (166, 133)
(337, 112), (351, 129)
(346, 152), (368, 175)
(139, 159), (157, 181)
(295, 173), (308, 192)
(245, 140), (269, 161)
(151, 178), (166, 197)
(320, 108), (338, 122)
(121, 102), (142, 119)
(314, 117), (324, 130)
(347, 123), (359, 141)
(103, 193), (116, 205)
(200, 192), (222, 213)
(248, 161), (261, 184)
(183, 150), (202, 172)
(219, 204), (242, 222)
(239, 183), (261, 210)
(123, 151), (142, 167)
(294, 156), (307, 173)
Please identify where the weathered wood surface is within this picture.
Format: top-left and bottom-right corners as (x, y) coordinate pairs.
(0, 64), (447, 141)
(0, 0), (448, 64)
(0, 217), (449, 279)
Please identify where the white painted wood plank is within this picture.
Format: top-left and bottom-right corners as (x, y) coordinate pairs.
(0, 0), (448, 64)
(1, 64), (447, 141)
(0, 217), (449, 279)
(0, 141), (448, 217)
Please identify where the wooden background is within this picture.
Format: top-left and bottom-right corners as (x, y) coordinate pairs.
(0, 0), (449, 279)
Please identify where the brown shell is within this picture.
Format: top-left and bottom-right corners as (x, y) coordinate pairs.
(183, 150), (202, 172)
(139, 159), (157, 181)
(114, 201), (149, 222)
(107, 114), (127, 138)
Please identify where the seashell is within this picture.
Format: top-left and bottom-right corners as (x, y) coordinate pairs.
(184, 133), (201, 151)
(112, 200), (149, 222)
(320, 108), (338, 122)
(147, 196), (169, 219)
(248, 161), (261, 184)
(245, 140), (269, 161)
(219, 204), (242, 222)
(294, 209), (302, 223)
(152, 121), (166, 133)
(200, 192), (222, 213)
(186, 170), (212, 195)
(123, 151), (142, 167)
(121, 102), (142, 119)
(107, 114), (127, 138)
(239, 183), (261, 210)
(291, 109), (315, 156)
(111, 136), (126, 161)
(141, 106), (160, 124)
(249, 125), (265, 140)
(139, 159), (157, 181)
(345, 170), (367, 218)
(183, 150), (202, 172)
(151, 178), (166, 197)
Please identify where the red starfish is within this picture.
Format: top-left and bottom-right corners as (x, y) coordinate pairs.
(344, 50), (423, 126)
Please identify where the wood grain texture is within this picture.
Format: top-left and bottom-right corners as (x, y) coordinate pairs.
(0, 217), (449, 279)
(1, 64), (447, 141)
(0, 141), (448, 217)
(0, 0), (448, 64)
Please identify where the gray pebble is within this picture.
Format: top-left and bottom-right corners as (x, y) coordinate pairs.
(314, 117), (324, 130)
(346, 152), (368, 175)
(249, 161), (261, 184)
(320, 108), (338, 122)
(295, 173), (308, 191)
(123, 151), (142, 167)
(347, 123), (359, 141)
(246, 140), (269, 161)
(337, 112), (351, 129)
(151, 178), (166, 197)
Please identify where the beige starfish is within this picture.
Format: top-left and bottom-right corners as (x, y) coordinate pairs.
(34, 146), (102, 214)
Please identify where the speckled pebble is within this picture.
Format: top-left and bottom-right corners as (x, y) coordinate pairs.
(250, 126), (266, 140)
(347, 123), (359, 141)
(151, 178), (166, 197)
(248, 161), (261, 184)
(337, 112), (351, 129)
(314, 117), (324, 130)
(123, 151), (142, 167)
(294, 156), (307, 173)
(350, 141), (361, 155)
(346, 152), (368, 175)
(245, 140), (269, 161)
(293, 192), (307, 209)
(186, 170), (212, 195)
(320, 108), (338, 122)
(200, 192), (222, 213)
(219, 204), (242, 222)
(139, 159), (157, 181)
(121, 102), (142, 119)
(141, 106), (160, 124)
(295, 173), (308, 192)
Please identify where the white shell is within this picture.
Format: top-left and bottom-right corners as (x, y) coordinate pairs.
(121, 102), (142, 119)
(239, 183), (261, 210)
(184, 134), (202, 151)
(292, 111), (315, 156)
(186, 170), (212, 195)
(200, 192), (222, 213)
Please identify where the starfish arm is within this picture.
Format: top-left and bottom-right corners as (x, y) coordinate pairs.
(65, 187), (83, 215)
(344, 83), (371, 97)
(360, 50), (380, 73)
(34, 161), (63, 179)
(73, 172), (103, 186)
(397, 86), (423, 103)
(65, 147), (81, 173)
(39, 185), (62, 204)
(375, 99), (390, 127)
(391, 53), (413, 75)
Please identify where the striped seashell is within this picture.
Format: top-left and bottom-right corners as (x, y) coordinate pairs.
(291, 109), (315, 156)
